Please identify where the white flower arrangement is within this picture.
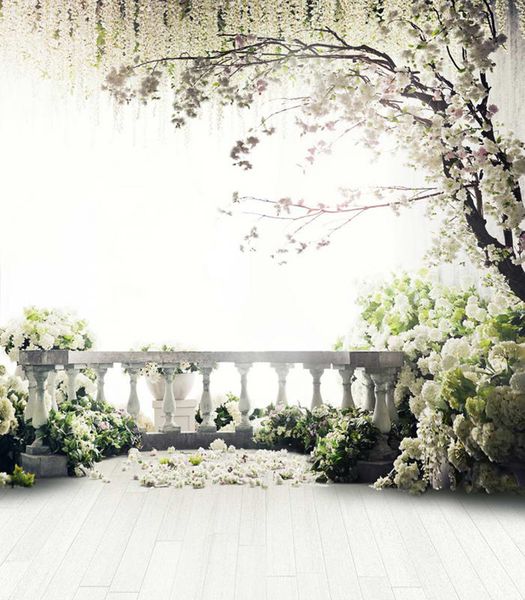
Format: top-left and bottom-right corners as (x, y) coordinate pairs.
(0, 307), (93, 362)
(137, 343), (198, 379)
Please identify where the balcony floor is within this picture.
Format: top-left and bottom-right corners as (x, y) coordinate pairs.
(0, 454), (524, 600)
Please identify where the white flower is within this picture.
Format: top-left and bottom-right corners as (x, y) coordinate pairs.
(209, 438), (227, 452)
(0, 397), (17, 436)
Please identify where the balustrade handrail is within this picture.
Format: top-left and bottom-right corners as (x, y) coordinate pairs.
(18, 349), (404, 369)
(17, 349), (405, 440)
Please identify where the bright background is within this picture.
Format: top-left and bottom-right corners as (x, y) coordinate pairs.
(0, 69), (459, 411)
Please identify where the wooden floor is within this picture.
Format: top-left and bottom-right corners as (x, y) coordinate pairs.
(1, 454), (525, 600)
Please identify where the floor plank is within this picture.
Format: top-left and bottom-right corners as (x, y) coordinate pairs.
(266, 486), (295, 577)
(110, 487), (171, 593)
(438, 494), (522, 600)
(234, 545), (267, 600)
(462, 495), (525, 597)
(138, 540), (182, 600)
(314, 485), (362, 600)
(413, 495), (491, 600)
(266, 576), (298, 600)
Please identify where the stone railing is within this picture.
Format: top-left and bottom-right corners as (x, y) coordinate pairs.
(18, 350), (404, 436)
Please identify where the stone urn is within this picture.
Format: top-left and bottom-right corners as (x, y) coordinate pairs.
(146, 372), (197, 401)
(146, 372), (198, 432)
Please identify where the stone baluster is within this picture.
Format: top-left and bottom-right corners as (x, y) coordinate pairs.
(271, 363), (290, 408)
(385, 368), (399, 423)
(23, 366), (37, 422)
(198, 363), (216, 432)
(125, 366), (141, 419)
(304, 364), (327, 409)
(31, 366), (53, 429)
(161, 366), (180, 432)
(95, 364), (111, 404)
(66, 367), (78, 402)
(46, 369), (58, 412)
(361, 370), (376, 411)
(369, 371), (391, 434)
(235, 362), (253, 431)
(334, 365), (355, 409)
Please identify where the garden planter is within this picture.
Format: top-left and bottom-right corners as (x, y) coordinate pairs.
(146, 372), (197, 401)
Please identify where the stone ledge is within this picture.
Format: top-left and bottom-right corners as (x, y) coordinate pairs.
(141, 431), (259, 451)
(20, 452), (68, 478)
(356, 459), (393, 483)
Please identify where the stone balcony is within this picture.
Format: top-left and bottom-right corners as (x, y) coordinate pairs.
(18, 349), (404, 474)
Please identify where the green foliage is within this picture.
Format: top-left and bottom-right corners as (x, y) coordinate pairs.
(9, 465), (35, 487)
(195, 392), (264, 430)
(188, 454), (203, 466)
(311, 411), (378, 482)
(42, 396), (141, 474)
(441, 369), (477, 412)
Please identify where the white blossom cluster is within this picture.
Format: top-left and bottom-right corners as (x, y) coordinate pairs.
(0, 307), (93, 362)
(0, 370), (28, 436)
(124, 443), (316, 489)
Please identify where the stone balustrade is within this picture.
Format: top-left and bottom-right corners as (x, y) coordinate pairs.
(18, 349), (404, 437)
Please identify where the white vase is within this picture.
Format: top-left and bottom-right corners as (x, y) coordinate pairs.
(146, 372), (198, 401)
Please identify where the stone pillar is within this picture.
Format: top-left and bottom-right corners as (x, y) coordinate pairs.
(23, 366), (37, 422)
(235, 362), (253, 431)
(336, 365), (355, 409)
(385, 368), (399, 424)
(126, 366), (141, 419)
(66, 367), (77, 402)
(46, 369), (58, 412)
(369, 371), (391, 434)
(361, 370), (376, 411)
(304, 364), (327, 409)
(161, 367), (180, 432)
(95, 364), (111, 404)
(198, 363), (216, 432)
(22, 365), (68, 476)
(31, 366), (52, 429)
(272, 363), (290, 408)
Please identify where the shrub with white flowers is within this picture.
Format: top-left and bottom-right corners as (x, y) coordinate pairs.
(350, 272), (525, 493)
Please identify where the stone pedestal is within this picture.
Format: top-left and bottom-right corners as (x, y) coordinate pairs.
(20, 452), (68, 478)
(153, 398), (198, 432)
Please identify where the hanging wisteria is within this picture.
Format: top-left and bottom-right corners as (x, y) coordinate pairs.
(0, 0), (505, 90)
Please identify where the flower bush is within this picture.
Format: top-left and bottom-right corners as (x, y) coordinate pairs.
(42, 395), (141, 474)
(254, 405), (306, 451)
(0, 307), (93, 362)
(350, 272), (525, 493)
(311, 411), (378, 483)
(255, 403), (379, 482)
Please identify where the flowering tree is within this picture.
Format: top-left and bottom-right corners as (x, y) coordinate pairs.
(106, 0), (525, 301)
